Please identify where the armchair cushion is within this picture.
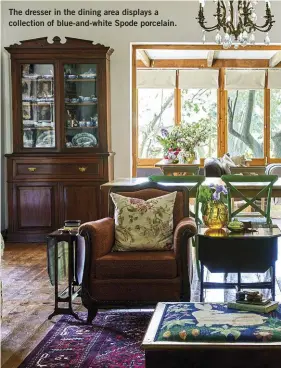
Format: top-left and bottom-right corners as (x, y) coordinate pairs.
(96, 251), (177, 279)
(110, 191), (177, 251)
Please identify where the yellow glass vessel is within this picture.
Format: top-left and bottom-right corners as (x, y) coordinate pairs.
(202, 201), (228, 230)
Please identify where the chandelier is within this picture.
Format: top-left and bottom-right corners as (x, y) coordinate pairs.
(197, 0), (275, 49)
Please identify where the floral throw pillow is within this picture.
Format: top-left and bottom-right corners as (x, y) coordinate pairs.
(110, 191), (177, 251)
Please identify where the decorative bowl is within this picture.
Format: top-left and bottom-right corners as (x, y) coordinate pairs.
(227, 219), (245, 232)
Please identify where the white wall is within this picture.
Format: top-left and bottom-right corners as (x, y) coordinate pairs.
(1, 1), (281, 229)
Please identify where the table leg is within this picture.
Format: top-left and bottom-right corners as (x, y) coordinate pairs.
(48, 238), (58, 320)
(68, 239), (79, 320)
(272, 264), (276, 301)
(237, 272), (241, 291)
(200, 265), (204, 302)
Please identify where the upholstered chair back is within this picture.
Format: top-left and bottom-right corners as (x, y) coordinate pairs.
(108, 183), (189, 229)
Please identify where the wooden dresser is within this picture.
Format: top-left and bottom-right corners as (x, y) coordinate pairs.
(5, 36), (114, 242)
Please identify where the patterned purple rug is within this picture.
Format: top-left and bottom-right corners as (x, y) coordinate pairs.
(18, 310), (153, 368)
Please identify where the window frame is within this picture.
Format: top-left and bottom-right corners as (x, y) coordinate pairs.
(132, 45), (281, 175)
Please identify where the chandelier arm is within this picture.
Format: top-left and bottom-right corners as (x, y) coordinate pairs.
(218, 1), (228, 34)
(245, 18), (275, 32)
(245, 3), (274, 31)
(227, 1), (236, 35)
(252, 23), (275, 33)
(196, 3), (220, 32)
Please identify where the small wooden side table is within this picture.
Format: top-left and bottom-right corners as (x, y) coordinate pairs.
(197, 225), (281, 302)
(47, 230), (85, 320)
(155, 159), (200, 176)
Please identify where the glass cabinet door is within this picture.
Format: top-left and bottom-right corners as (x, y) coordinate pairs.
(21, 64), (55, 148)
(64, 63), (99, 148)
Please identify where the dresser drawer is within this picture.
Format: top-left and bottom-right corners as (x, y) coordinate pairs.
(13, 160), (105, 179)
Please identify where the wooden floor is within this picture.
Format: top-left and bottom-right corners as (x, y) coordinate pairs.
(1, 243), (84, 368)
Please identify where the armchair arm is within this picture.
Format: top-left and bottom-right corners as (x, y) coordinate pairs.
(79, 217), (115, 260)
(173, 217), (197, 258)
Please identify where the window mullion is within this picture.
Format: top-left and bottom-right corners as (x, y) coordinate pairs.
(264, 72), (270, 164)
(175, 70), (181, 125)
(218, 68), (226, 156)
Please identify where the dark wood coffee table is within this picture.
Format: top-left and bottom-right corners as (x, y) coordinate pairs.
(197, 225), (281, 302)
(142, 302), (281, 368)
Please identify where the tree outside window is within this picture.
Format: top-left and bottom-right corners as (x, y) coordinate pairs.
(270, 90), (281, 158)
(227, 90), (264, 158)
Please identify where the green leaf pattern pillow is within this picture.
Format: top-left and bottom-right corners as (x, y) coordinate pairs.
(110, 191), (177, 251)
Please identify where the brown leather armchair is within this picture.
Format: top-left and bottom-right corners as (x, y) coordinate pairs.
(79, 182), (197, 323)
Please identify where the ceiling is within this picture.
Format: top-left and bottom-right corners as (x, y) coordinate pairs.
(136, 47), (281, 68)
(143, 49), (277, 60)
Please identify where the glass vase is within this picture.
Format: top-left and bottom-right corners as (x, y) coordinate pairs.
(202, 201), (228, 229)
(179, 151), (196, 164)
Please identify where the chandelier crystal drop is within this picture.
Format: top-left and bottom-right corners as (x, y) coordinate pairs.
(197, 0), (275, 49)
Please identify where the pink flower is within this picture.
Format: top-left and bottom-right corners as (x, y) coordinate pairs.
(129, 198), (142, 205)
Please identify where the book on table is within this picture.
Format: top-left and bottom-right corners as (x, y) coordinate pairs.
(227, 301), (279, 313)
(237, 298), (271, 306)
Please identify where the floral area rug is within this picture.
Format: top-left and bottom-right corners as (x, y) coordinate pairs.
(155, 303), (281, 343)
(18, 310), (152, 368)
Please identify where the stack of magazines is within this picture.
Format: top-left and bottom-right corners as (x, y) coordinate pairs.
(227, 298), (279, 313)
(62, 220), (81, 232)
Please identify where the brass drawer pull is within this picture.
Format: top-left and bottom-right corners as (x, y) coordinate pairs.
(78, 167), (87, 172)
(28, 167), (37, 172)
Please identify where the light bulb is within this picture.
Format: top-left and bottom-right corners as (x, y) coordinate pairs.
(200, 0), (206, 8)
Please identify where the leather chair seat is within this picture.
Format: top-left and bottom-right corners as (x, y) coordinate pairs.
(96, 251), (177, 279)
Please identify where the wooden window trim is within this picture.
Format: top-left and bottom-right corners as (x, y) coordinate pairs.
(132, 45), (281, 175)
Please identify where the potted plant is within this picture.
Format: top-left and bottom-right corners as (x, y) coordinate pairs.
(198, 184), (228, 229)
(157, 119), (211, 163)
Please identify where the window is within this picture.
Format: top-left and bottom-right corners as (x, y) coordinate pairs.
(134, 54), (281, 172)
(181, 89), (217, 158)
(227, 90), (264, 158)
(138, 89), (175, 159)
(270, 90), (281, 158)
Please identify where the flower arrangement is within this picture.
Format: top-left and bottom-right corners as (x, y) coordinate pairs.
(198, 184), (228, 212)
(156, 120), (211, 163)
